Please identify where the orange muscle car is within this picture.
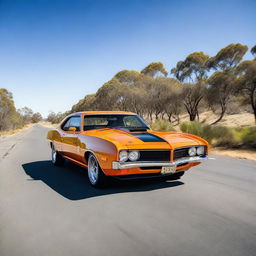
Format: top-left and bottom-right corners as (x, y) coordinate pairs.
(47, 111), (208, 187)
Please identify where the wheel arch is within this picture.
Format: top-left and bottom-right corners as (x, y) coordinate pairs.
(84, 150), (109, 176)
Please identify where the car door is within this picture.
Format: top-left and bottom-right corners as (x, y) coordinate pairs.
(61, 115), (82, 161)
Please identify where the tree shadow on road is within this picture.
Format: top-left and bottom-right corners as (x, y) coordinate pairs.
(22, 160), (184, 200)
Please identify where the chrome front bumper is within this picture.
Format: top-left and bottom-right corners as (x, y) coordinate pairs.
(112, 155), (208, 169)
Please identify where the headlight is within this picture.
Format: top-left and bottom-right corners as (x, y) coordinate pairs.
(119, 150), (128, 162)
(196, 146), (205, 155)
(128, 150), (140, 161)
(188, 147), (197, 156)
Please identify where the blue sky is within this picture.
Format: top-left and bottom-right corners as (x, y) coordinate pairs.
(0, 0), (255, 117)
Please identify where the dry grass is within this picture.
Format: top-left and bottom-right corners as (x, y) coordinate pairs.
(211, 148), (256, 161)
(39, 121), (59, 129)
(177, 111), (255, 127)
(0, 124), (33, 139)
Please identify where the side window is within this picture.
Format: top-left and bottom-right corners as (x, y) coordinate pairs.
(62, 116), (81, 131)
(62, 119), (71, 131)
(69, 117), (81, 131)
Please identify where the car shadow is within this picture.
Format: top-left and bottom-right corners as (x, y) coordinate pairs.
(22, 160), (184, 200)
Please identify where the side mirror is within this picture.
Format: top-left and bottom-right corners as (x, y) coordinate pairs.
(68, 127), (77, 132)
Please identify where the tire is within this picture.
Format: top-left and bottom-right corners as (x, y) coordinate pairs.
(164, 171), (184, 181)
(51, 145), (65, 166)
(87, 154), (108, 187)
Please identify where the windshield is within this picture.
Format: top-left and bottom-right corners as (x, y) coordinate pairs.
(84, 114), (149, 131)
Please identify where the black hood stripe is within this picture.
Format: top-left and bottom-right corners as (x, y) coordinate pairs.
(130, 132), (166, 142)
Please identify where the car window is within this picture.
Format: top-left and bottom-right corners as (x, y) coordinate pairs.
(84, 115), (149, 131)
(62, 116), (81, 131)
(123, 116), (142, 127)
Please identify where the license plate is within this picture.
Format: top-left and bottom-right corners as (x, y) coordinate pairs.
(161, 166), (176, 174)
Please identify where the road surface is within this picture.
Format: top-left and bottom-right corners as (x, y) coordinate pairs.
(0, 124), (255, 256)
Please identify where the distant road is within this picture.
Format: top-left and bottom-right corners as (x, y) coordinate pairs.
(0, 125), (256, 256)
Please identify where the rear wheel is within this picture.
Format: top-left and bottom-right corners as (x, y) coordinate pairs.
(164, 171), (184, 181)
(87, 154), (108, 187)
(51, 145), (65, 166)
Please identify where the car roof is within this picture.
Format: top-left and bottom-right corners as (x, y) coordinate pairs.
(72, 111), (137, 116)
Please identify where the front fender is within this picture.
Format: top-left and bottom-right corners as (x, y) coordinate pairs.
(79, 135), (118, 173)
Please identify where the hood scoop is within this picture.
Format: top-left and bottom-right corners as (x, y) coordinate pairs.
(128, 128), (148, 132)
(130, 132), (166, 142)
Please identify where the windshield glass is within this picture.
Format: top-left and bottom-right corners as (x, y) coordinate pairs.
(84, 114), (149, 131)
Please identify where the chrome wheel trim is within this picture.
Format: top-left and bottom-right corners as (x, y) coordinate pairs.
(88, 155), (99, 185)
(52, 147), (57, 163)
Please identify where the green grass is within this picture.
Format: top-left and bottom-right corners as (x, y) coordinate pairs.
(180, 121), (256, 149)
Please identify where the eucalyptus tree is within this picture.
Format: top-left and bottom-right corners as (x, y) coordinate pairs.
(236, 57), (256, 122)
(47, 111), (68, 124)
(144, 77), (168, 120)
(161, 79), (182, 124)
(114, 70), (142, 86)
(95, 78), (132, 111)
(207, 43), (248, 124)
(252, 45), (256, 59)
(18, 107), (34, 124)
(141, 62), (168, 77)
(71, 94), (96, 112)
(0, 88), (18, 130)
(113, 70), (149, 116)
(171, 51), (209, 121)
(207, 72), (237, 124)
(31, 112), (43, 123)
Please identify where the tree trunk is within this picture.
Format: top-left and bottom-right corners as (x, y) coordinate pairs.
(250, 86), (256, 124)
(167, 113), (172, 122)
(211, 101), (226, 125)
(149, 112), (153, 122)
(189, 112), (197, 121)
(184, 96), (202, 122)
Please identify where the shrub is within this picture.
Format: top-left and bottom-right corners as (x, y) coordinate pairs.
(237, 127), (256, 148)
(150, 119), (175, 131)
(180, 122), (204, 136)
(180, 121), (256, 148)
(179, 121), (237, 147)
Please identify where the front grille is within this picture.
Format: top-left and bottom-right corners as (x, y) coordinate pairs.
(139, 150), (170, 162)
(174, 148), (189, 160)
(174, 146), (206, 160)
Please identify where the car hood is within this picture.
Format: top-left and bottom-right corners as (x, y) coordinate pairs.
(83, 128), (206, 150)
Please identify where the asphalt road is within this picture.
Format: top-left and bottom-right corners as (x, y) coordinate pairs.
(0, 124), (256, 256)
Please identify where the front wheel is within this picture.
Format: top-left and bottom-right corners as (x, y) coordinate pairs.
(51, 146), (65, 166)
(87, 154), (108, 187)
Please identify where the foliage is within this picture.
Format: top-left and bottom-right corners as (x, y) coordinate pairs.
(235, 59), (256, 121)
(150, 119), (175, 131)
(56, 42), (256, 128)
(171, 52), (209, 121)
(18, 107), (34, 124)
(31, 112), (43, 123)
(171, 52), (209, 82)
(180, 121), (256, 148)
(141, 62), (168, 77)
(0, 88), (24, 131)
(71, 94), (96, 112)
(46, 111), (68, 124)
(206, 43), (248, 124)
(0, 89), (43, 131)
(207, 43), (248, 71)
(239, 127), (256, 148)
(251, 45), (256, 56)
